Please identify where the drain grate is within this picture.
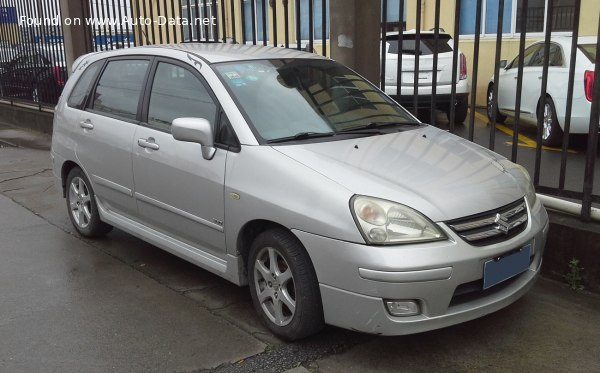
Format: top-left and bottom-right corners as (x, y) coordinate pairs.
(0, 139), (17, 148)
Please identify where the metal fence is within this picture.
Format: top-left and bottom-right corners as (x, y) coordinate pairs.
(0, 0), (67, 109)
(0, 0), (598, 220)
(381, 0), (599, 221)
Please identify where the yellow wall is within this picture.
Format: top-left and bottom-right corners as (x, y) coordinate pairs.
(0, 24), (20, 44)
(405, 0), (599, 106)
(132, 0), (183, 45)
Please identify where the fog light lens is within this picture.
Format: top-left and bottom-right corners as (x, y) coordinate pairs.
(385, 300), (420, 316)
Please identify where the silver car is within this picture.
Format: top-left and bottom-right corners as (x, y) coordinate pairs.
(51, 43), (549, 341)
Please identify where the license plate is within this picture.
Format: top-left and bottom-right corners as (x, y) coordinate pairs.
(483, 244), (532, 289)
(402, 72), (431, 83)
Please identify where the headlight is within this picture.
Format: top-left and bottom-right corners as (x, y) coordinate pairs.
(351, 196), (447, 245)
(499, 160), (537, 207)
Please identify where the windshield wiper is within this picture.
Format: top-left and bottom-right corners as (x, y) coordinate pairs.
(340, 121), (421, 132)
(267, 131), (335, 144)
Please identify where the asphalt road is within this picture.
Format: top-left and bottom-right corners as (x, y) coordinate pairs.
(1, 120), (599, 372)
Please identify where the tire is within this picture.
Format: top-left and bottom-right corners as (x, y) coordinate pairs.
(248, 228), (324, 341)
(447, 96), (469, 124)
(539, 97), (563, 147)
(65, 167), (112, 237)
(487, 84), (506, 124)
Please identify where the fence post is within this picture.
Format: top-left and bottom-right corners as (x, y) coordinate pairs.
(60, 0), (93, 73)
(329, 0), (381, 86)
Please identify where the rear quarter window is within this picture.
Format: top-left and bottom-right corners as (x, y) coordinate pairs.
(67, 60), (103, 109)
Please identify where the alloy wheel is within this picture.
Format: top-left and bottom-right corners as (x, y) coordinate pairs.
(542, 103), (552, 141)
(69, 176), (92, 229)
(253, 246), (296, 326)
(487, 89), (494, 119)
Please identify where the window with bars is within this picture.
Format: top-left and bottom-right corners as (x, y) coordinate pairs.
(459, 0), (576, 36)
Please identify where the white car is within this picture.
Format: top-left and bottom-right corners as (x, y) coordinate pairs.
(384, 30), (469, 123)
(488, 36), (597, 147)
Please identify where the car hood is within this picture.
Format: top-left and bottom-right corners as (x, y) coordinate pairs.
(272, 126), (527, 222)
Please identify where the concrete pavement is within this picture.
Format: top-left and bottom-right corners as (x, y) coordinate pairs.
(1, 122), (600, 372)
(0, 191), (265, 372)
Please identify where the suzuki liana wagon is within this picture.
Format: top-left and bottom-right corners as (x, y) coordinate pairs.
(51, 43), (549, 341)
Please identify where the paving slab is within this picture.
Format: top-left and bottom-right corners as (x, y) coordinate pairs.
(0, 194), (265, 372)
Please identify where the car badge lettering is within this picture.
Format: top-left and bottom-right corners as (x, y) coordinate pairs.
(494, 213), (510, 234)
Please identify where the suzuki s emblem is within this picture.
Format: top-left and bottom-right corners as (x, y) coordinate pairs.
(494, 213), (510, 234)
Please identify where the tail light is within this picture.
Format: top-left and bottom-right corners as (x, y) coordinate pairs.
(584, 70), (594, 102)
(459, 52), (467, 80)
(52, 65), (65, 86)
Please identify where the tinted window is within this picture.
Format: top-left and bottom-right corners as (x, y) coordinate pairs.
(387, 34), (453, 55)
(579, 44), (596, 63)
(528, 43), (563, 67)
(68, 61), (102, 109)
(508, 44), (541, 69)
(215, 111), (239, 148)
(147, 62), (217, 131)
(92, 59), (149, 120)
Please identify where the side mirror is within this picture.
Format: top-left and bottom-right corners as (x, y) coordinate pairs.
(499, 59), (508, 69)
(171, 117), (216, 160)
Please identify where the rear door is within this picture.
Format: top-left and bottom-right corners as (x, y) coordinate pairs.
(75, 57), (151, 218)
(131, 58), (227, 255)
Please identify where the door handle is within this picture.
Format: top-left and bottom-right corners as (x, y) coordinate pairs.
(79, 119), (94, 130)
(138, 138), (160, 150)
(538, 76), (543, 80)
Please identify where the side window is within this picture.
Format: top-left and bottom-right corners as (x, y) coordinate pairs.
(67, 61), (102, 109)
(508, 45), (541, 69)
(147, 62), (217, 132)
(92, 59), (149, 120)
(528, 45), (546, 67)
(548, 44), (564, 67)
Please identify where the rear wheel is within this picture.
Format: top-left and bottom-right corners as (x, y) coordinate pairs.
(66, 167), (112, 237)
(487, 84), (506, 124)
(447, 96), (468, 123)
(248, 228), (324, 341)
(539, 97), (563, 147)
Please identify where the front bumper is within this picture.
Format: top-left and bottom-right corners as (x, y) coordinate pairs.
(293, 198), (549, 336)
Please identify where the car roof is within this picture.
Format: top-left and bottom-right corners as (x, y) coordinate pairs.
(88, 43), (328, 64)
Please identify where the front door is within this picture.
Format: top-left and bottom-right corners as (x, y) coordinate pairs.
(132, 60), (226, 255)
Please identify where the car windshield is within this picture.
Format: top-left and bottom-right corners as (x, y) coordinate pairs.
(579, 44), (597, 63)
(386, 34), (453, 55)
(214, 59), (416, 142)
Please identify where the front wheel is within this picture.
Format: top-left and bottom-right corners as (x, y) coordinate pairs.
(539, 97), (563, 147)
(248, 228), (324, 341)
(66, 167), (112, 237)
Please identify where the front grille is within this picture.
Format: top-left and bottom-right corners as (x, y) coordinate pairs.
(446, 199), (528, 246)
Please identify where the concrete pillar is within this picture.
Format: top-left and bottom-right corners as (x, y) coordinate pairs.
(329, 0), (382, 86)
(60, 0), (93, 73)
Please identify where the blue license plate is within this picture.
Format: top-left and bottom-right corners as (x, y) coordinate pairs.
(483, 244), (532, 289)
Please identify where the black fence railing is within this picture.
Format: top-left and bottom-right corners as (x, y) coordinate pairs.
(0, 0), (67, 109)
(380, 0), (599, 221)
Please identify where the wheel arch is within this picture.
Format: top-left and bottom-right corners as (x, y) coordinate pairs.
(60, 160), (81, 198)
(237, 220), (290, 277)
